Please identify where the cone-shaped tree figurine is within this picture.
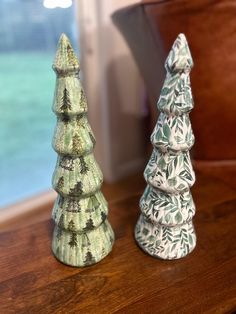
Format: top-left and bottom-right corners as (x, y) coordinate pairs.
(51, 34), (114, 267)
(135, 34), (196, 260)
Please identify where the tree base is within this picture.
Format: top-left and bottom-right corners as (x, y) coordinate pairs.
(52, 219), (114, 267)
(135, 214), (196, 260)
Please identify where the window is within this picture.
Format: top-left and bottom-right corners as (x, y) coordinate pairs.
(0, 0), (78, 207)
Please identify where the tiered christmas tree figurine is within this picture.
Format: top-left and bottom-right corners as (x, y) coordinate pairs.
(135, 34), (197, 260)
(51, 34), (114, 267)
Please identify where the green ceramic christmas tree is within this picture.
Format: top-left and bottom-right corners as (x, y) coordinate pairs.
(51, 34), (114, 267)
(135, 34), (196, 260)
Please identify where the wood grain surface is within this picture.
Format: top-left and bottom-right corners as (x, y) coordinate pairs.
(0, 171), (236, 313)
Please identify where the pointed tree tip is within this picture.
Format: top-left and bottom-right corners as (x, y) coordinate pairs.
(165, 33), (193, 73)
(60, 32), (69, 39)
(56, 33), (73, 51)
(177, 33), (187, 41)
(53, 33), (80, 75)
(58, 33), (71, 45)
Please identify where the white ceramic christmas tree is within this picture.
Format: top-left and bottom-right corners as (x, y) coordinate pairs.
(135, 34), (196, 260)
(51, 34), (114, 267)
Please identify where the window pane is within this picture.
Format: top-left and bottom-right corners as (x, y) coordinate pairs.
(0, 0), (78, 207)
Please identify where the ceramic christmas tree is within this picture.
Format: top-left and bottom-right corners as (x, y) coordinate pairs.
(51, 34), (114, 267)
(135, 34), (196, 260)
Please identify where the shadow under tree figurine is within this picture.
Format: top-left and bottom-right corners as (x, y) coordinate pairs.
(51, 34), (114, 267)
(135, 34), (197, 260)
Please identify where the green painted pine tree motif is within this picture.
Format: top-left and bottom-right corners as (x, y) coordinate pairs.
(60, 88), (72, 112)
(66, 44), (78, 69)
(51, 34), (114, 267)
(58, 196), (64, 208)
(88, 132), (96, 146)
(72, 134), (82, 154)
(80, 89), (87, 111)
(66, 198), (81, 213)
(68, 220), (78, 248)
(57, 176), (64, 191)
(69, 181), (83, 196)
(79, 156), (89, 174)
(68, 232), (78, 248)
(61, 114), (70, 124)
(84, 251), (96, 266)
(84, 217), (95, 231)
(59, 156), (74, 171)
(135, 34), (197, 260)
(57, 213), (65, 240)
(68, 219), (76, 231)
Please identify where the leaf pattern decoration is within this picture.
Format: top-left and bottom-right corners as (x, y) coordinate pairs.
(157, 73), (194, 116)
(135, 34), (196, 260)
(140, 186), (195, 226)
(135, 215), (196, 260)
(151, 113), (194, 152)
(144, 149), (195, 193)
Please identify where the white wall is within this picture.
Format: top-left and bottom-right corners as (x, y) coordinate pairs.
(77, 0), (146, 182)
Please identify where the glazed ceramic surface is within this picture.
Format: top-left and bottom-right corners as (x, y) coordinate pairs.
(135, 34), (197, 260)
(51, 34), (114, 267)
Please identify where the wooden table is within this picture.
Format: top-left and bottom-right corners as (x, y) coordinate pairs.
(0, 171), (236, 313)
